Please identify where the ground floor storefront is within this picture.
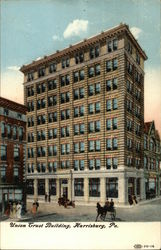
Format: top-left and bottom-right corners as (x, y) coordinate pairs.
(26, 167), (152, 205)
(144, 172), (160, 199)
(0, 185), (25, 213)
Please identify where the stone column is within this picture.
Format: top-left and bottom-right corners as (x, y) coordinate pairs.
(140, 177), (146, 200)
(45, 178), (49, 195)
(34, 179), (38, 200)
(119, 174), (128, 204)
(100, 177), (106, 203)
(56, 179), (60, 199)
(84, 177), (89, 202)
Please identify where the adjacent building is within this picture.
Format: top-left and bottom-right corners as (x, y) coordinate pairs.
(0, 97), (27, 212)
(20, 23), (148, 205)
(144, 121), (161, 199)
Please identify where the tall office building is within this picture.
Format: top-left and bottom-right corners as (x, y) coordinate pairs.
(0, 97), (27, 212)
(20, 23), (148, 204)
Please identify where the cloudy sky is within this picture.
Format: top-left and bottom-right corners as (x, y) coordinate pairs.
(0, 0), (160, 135)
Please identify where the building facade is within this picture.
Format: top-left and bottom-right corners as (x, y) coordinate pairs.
(144, 121), (161, 199)
(0, 97), (27, 212)
(21, 23), (148, 205)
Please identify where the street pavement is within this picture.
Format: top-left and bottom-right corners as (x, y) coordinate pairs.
(1, 198), (161, 222)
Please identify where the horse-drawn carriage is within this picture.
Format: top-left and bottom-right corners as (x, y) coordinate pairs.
(58, 197), (75, 208)
(96, 202), (116, 221)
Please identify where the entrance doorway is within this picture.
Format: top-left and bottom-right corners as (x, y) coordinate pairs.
(63, 187), (68, 199)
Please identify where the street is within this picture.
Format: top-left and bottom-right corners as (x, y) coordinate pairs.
(22, 199), (161, 222)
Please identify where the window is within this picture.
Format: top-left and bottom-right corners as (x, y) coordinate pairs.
(88, 140), (100, 152)
(127, 119), (133, 132)
(27, 86), (34, 97)
(27, 101), (34, 112)
(61, 160), (70, 169)
(48, 112), (57, 123)
(48, 79), (57, 90)
(38, 179), (45, 195)
(62, 58), (70, 68)
(107, 39), (118, 52)
(106, 157), (118, 169)
(74, 178), (84, 196)
(127, 80), (133, 94)
(90, 45), (100, 59)
(37, 147), (46, 157)
(28, 116), (34, 127)
(61, 92), (70, 103)
(106, 178), (118, 198)
(106, 58), (118, 72)
(95, 102), (100, 113)
(126, 99), (133, 113)
(113, 98), (118, 110)
(73, 70), (85, 82)
(89, 178), (100, 197)
(49, 179), (56, 194)
(13, 167), (19, 182)
(14, 146), (20, 161)
(1, 166), (6, 183)
(61, 74), (70, 86)
(106, 118), (118, 130)
(106, 100), (111, 111)
(48, 145), (57, 156)
(127, 61), (133, 75)
(88, 64), (101, 78)
(48, 95), (57, 107)
(7, 124), (11, 139)
(75, 52), (84, 64)
(106, 138), (118, 150)
(74, 88), (84, 100)
(28, 148), (34, 158)
(88, 83), (100, 96)
(3, 108), (9, 116)
(127, 138), (133, 150)
(136, 53), (140, 65)
(88, 103), (94, 114)
(49, 62), (57, 73)
(13, 126), (17, 140)
(1, 145), (7, 160)
(27, 72), (34, 81)
(38, 68), (45, 77)
(127, 157), (133, 167)
(88, 120), (100, 133)
(61, 144), (70, 155)
(89, 159), (101, 170)
(1, 122), (5, 137)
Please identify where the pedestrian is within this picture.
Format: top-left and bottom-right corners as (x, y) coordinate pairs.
(133, 195), (138, 205)
(32, 202), (37, 215)
(35, 199), (39, 212)
(12, 202), (17, 218)
(5, 203), (10, 217)
(128, 195), (133, 205)
(45, 192), (48, 202)
(109, 199), (114, 210)
(16, 202), (22, 219)
(10, 202), (13, 218)
(48, 193), (51, 202)
(104, 198), (110, 208)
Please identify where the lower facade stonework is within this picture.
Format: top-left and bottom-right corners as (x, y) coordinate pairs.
(26, 167), (160, 205)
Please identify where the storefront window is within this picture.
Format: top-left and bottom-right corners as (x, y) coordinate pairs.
(27, 180), (34, 195)
(106, 178), (118, 198)
(38, 179), (45, 195)
(74, 178), (84, 196)
(49, 179), (56, 195)
(89, 178), (100, 197)
(136, 178), (140, 195)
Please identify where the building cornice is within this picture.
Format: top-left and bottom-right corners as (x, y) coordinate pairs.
(20, 23), (147, 74)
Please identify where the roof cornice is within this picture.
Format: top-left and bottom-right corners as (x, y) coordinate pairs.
(20, 23), (147, 73)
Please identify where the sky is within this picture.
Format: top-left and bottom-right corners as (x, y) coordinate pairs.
(0, 0), (161, 135)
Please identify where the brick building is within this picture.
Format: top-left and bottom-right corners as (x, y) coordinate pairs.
(144, 121), (161, 199)
(0, 97), (27, 212)
(20, 23), (148, 205)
